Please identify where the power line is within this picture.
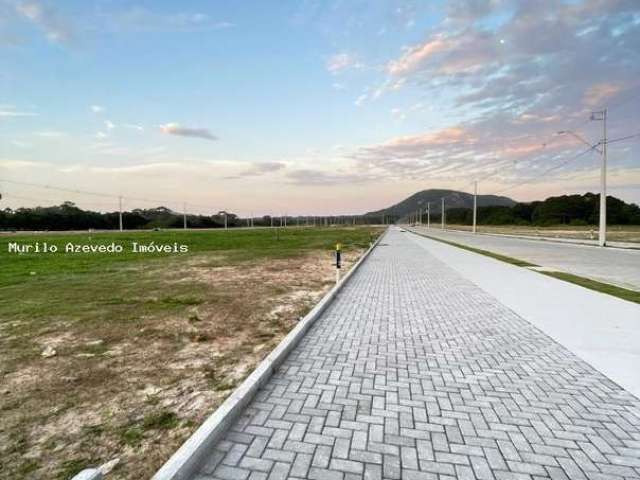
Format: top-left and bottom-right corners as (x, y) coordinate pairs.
(1, 191), (118, 209)
(0, 177), (215, 213)
(0, 178), (115, 198)
(484, 129), (639, 196)
(0, 178), (306, 220)
(606, 132), (640, 145)
(490, 144), (599, 196)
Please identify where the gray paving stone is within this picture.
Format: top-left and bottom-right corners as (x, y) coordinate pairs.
(193, 229), (640, 480)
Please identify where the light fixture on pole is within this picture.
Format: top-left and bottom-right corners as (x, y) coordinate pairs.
(557, 124), (606, 246)
(590, 109), (607, 247)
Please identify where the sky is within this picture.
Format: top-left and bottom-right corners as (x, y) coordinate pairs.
(1, 0), (639, 216)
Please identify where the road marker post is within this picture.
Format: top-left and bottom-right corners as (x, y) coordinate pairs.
(335, 243), (342, 284)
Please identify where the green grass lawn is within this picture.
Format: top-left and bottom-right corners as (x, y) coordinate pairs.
(0, 226), (382, 480)
(0, 227), (380, 287)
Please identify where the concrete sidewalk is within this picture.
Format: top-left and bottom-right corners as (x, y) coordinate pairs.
(187, 227), (640, 480)
(405, 229), (640, 400)
(410, 226), (640, 291)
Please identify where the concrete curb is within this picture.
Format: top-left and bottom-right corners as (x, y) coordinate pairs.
(151, 229), (387, 480)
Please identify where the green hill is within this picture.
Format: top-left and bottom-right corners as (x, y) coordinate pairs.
(366, 189), (516, 217)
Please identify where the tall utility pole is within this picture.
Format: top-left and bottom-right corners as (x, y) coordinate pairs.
(592, 108), (608, 246)
(557, 123), (607, 245)
(183, 202), (187, 230)
(441, 198), (445, 230)
(472, 181), (478, 234)
(118, 195), (123, 232)
(427, 202), (430, 228)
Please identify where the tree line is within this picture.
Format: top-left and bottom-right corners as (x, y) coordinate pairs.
(0, 203), (243, 231)
(2, 193), (639, 231)
(443, 193), (640, 226)
(0, 202), (375, 231)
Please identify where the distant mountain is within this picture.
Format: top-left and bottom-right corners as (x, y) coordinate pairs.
(365, 189), (516, 217)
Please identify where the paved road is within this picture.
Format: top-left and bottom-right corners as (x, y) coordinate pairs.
(410, 227), (640, 291)
(190, 228), (640, 480)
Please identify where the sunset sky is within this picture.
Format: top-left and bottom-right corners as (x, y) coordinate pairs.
(1, 0), (639, 216)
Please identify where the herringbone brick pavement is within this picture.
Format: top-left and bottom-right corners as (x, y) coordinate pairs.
(192, 228), (640, 480)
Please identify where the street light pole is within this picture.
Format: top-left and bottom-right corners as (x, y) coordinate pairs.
(441, 197), (445, 230)
(473, 181), (478, 234)
(183, 202), (187, 230)
(557, 123), (607, 246)
(118, 195), (123, 232)
(594, 109), (608, 247)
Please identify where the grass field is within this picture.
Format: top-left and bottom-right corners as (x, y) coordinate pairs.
(442, 224), (640, 244)
(0, 226), (382, 480)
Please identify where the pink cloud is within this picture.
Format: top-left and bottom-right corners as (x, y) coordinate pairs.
(159, 123), (217, 141)
(326, 53), (362, 74)
(387, 35), (451, 75)
(583, 82), (623, 108)
(384, 127), (473, 149)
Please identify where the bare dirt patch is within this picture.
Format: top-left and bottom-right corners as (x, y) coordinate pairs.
(0, 248), (363, 480)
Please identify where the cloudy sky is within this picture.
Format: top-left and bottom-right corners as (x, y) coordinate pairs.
(1, 0), (639, 215)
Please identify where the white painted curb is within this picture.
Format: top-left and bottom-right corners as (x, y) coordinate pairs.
(152, 229), (387, 480)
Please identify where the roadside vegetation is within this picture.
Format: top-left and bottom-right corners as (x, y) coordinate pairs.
(539, 271), (640, 304)
(0, 226), (382, 480)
